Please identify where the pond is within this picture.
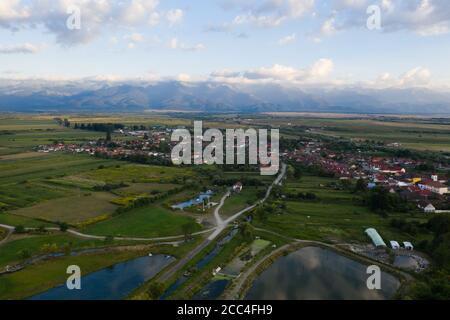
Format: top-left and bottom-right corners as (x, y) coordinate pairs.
(193, 279), (230, 300)
(29, 254), (175, 300)
(393, 255), (419, 270)
(160, 228), (238, 300)
(245, 247), (400, 300)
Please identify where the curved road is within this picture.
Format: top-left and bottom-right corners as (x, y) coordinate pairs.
(0, 164), (287, 246)
(158, 163), (287, 282)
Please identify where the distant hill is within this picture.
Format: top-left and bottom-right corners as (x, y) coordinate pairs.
(0, 80), (449, 114)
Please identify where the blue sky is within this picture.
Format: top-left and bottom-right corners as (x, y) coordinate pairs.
(1, 0), (450, 88)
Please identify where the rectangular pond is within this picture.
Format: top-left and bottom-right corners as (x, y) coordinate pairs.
(29, 254), (175, 300)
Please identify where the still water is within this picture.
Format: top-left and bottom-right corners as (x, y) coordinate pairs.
(245, 247), (400, 300)
(30, 255), (175, 300)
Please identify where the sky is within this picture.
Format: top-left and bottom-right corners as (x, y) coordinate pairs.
(1, 0), (450, 89)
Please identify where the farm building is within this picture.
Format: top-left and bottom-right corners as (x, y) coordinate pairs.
(390, 241), (400, 250)
(403, 242), (414, 250)
(232, 182), (243, 193)
(365, 228), (387, 248)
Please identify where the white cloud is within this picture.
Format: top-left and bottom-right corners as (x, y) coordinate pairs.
(166, 9), (184, 26)
(331, 0), (450, 37)
(309, 58), (334, 77)
(320, 16), (336, 36)
(177, 73), (191, 82)
(210, 58), (334, 84)
(216, 0), (315, 29)
(278, 33), (297, 45)
(372, 67), (432, 88)
(0, 43), (42, 54)
(168, 38), (205, 51)
(127, 33), (145, 43)
(0, 0), (176, 46)
(399, 67), (431, 86)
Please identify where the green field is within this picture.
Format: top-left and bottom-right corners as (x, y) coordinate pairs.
(0, 227), (7, 241)
(0, 234), (107, 269)
(221, 187), (262, 217)
(83, 205), (202, 238)
(80, 164), (193, 184)
(114, 183), (180, 197)
(11, 192), (118, 224)
(255, 175), (431, 244)
(0, 212), (55, 228)
(0, 250), (144, 300)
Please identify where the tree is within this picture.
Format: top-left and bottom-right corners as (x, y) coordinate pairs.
(239, 222), (254, 243)
(104, 235), (115, 244)
(147, 282), (165, 300)
(106, 130), (112, 142)
(14, 225), (25, 234)
(355, 178), (367, 192)
(58, 222), (69, 232)
(18, 249), (31, 260)
(255, 207), (268, 223)
(62, 242), (73, 256)
(182, 222), (197, 241)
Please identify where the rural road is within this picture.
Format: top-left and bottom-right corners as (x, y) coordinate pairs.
(0, 164), (288, 288)
(0, 164), (287, 246)
(158, 163), (287, 283)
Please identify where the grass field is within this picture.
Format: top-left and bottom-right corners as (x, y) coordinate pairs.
(221, 187), (262, 217)
(254, 175), (432, 244)
(83, 205), (202, 238)
(0, 227), (7, 241)
(0, 212), (55, 228)
(0, 234), (107, 269)
(114, 183), (180, 197)
(11, 192), (118, 224)
(0, 250), (144, 300)
(0, 153), (122, 185)
(80, 164), (193, 184)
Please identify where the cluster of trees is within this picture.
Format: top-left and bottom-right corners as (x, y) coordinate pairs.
(254, 201), (287, 223)
(390, 218), (423, 236)
(212, 177), (264, 187)
(114, 187), (185, 216)
(93, 182), (128, 192)
(363, 187), (413, 217)
(73, 123), (124, 132)
(403, 214), (450, 300)
(54, 118), (70, 127)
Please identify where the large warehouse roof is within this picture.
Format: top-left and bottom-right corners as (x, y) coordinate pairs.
(365, 228), (387, 247)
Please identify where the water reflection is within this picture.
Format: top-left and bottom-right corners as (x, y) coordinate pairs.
(30, 255), (175, 300)
(245, 247), (399, 300)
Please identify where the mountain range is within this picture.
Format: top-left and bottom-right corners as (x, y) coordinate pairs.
(0, 80), (449, 114)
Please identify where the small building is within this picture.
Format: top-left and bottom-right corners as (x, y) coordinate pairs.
(424, 203), (436, 213)
(232, 182), (243, 193)
(419, 181), (448, 195)
(417, 201), (436, 213)
(390, 241), (400, 250)
(365, 228), (387, 248)
(403, 242), (414, 250)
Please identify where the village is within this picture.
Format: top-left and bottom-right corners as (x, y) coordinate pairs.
(36, 122), (450, 217)
(286, 140), (450, 214)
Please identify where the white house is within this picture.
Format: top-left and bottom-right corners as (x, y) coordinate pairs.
(403, 242), (414, 250)
(424, 204), (436, 213)
(232, 182), (243, 193)
(390, 241), (400, 250)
